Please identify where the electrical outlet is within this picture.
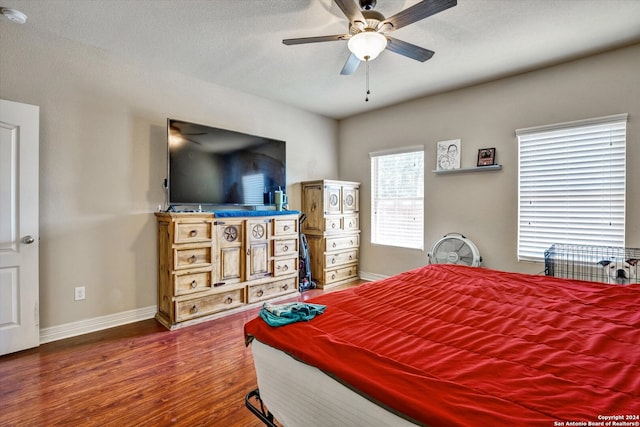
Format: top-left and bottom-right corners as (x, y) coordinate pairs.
(74, 286), (86, 301)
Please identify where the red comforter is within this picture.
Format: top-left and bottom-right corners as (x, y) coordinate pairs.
(244, 264), (640, 426)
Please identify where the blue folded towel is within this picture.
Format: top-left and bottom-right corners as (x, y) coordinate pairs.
(259, 301), (327, 327)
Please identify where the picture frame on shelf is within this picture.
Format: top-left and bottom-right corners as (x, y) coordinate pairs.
(477, 148), (495, 167)
(436, 139), (461, 171)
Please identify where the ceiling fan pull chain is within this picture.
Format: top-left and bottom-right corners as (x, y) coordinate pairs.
(365, 56), (371, 102)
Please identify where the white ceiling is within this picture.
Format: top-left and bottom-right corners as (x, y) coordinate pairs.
(3, 0), (640, 119)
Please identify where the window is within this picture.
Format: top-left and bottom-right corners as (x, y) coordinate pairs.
(517, 114), (627, 261)
(370, 147), (424, 250)
(242, 173), (265, 205)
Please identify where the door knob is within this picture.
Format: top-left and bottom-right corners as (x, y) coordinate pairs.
(22, 235), (35, 244)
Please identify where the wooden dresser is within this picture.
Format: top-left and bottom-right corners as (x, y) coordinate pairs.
(301, 180), (360, 288)
(155, 211), (299, 329)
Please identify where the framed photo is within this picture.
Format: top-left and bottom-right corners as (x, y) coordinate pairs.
(436, 139), (461, 170)
(477, 148), (495, 166)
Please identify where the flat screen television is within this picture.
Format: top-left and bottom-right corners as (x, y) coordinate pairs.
(167, 118), (286, 208)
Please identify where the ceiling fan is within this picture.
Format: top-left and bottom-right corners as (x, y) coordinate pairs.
(283, 0), (457, 75)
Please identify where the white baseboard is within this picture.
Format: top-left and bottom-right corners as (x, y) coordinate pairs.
(358, 270), (390, 282)
(39, 272), (385, 343)
(39, 305), (157, 344)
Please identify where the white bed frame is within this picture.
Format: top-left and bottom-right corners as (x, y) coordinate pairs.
(249, 339), (419, 426)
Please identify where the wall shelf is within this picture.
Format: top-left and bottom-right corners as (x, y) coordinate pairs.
(432, 164), (503, 175)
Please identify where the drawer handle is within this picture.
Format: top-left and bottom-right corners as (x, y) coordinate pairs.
(191, 280), (197, 288)
(283, 245), (289, 252)
(282, 284), (288, 291)
(332, 242), (337, 248)
(349, 255), (353, 260)
(350, 240), (354, 245)
(284, 225), (290, 231)
(189, 229), (198, 237)
(331, 258), (336, 264)
(331, 223), (336, 229)
(225, 297), (233, 304)
(190, 305), (198, 314)
(331, 273), (336, 280)
(257, 289), (264, 297)
(188, 255), (197, 264)
(349, 221), (354, 227)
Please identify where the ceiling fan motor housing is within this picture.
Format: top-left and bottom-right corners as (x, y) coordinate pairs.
(350, 10), (385, 34)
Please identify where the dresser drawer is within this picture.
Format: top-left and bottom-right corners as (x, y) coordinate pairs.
(273, 238), (297, 257)
(342, 215), (359, 232)
(325, 249), (358, 268)
(248, 277), (297, 303)
(174, 270), (212, 296)
(174, 246), (212, 270)
(324, 263), (358, 285)
(175, 288), (245, 322)
(273, 257), (298, 276)
(325, 217), (341, 232)
(273, 217), (298, 236)
(325, 234), (359, 252)
(174, 221), (213, 244)
(325, 216), (358, 233)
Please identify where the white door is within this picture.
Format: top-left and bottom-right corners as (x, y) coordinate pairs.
(0, 99), (40, 355)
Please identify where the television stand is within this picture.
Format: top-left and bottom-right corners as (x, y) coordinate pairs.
(154, 210), (300, 329)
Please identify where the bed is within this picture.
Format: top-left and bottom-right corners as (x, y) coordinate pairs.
(244, 264), (640, 426)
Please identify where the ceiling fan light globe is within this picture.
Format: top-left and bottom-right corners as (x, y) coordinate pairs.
(348, 31), (387, 61)
(1, 7), (27, 24)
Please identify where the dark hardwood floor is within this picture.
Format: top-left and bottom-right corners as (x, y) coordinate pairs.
(0, 282), (362, 427)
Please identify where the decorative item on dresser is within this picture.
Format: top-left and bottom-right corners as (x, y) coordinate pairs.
(301, 180), (360, 288)
(155, 211), (299, 329)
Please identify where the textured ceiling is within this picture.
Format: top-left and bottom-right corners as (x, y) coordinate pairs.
(3, 0), (640, 119)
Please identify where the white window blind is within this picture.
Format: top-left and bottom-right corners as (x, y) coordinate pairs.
(370, 147), (424, 250)
(242, 173), (265, 205)
(517, 114), (627, 261)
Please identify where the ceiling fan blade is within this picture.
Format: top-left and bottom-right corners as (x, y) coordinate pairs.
(340, 53), (361, 75)
(386, 37), (434, 62)
(283, 34), (349, 45)
(381, 0), (457, 31)
(334, 0), (366, 25)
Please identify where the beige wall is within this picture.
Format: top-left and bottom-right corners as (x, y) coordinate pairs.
(0, 24), (339, 329)
(339, 43), (640, 277)
(2, 20), (638, 331)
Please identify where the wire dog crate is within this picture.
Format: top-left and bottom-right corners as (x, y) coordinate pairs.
(544, 244), (640, 285)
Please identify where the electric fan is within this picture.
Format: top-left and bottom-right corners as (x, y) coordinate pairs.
(428, 233), (482, 267)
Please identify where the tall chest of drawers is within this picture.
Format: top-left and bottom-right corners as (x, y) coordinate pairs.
(301, 180), (360, 288)
(155, 211), (299, 329)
